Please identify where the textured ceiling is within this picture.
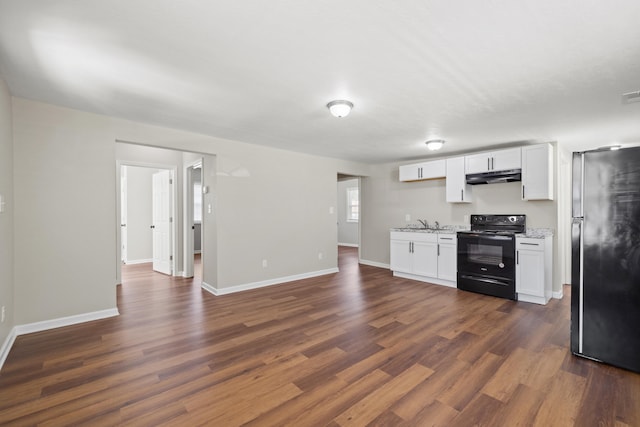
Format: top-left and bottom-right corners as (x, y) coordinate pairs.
(0, 0), (639, 163)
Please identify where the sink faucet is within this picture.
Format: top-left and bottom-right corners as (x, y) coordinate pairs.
(417, 219), (429, 229)
(435, 221), (440, 229)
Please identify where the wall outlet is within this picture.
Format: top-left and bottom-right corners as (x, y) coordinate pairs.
(1, 306), (5, 323)
(262, 259), (268, 268)
(464, 214), (469, 223)
(405, 214), (411, 222)
(318, 252), (323, 260)
(329, 206), (334, 214)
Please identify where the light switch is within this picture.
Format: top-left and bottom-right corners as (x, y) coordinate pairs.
(207, 204), (212, 214)
(329, 207), (334, 214)
(0, 194), (4, 213)
(405, 214), (411, 222)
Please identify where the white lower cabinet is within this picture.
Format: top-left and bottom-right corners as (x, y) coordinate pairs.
(437, 235), (457, 282)
(516, 236), (552, 304)
(390, 232), (457, 287)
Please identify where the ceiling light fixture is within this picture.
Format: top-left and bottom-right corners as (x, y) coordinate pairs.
(327, 100), (353, 118)
(425, 139), (445, 151)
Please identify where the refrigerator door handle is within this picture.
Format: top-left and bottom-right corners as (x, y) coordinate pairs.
(572, 217), (584, 353)
(572, 152), (584, 218)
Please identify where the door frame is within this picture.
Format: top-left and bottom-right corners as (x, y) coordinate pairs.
(184, 158), (203, 278)
(116, 161), (177, 284)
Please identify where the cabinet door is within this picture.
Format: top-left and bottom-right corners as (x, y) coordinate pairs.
(390, 240), (412, 273)
(522, 143), (553, 200)
(465, 153), (491, 174)
(437, 242), (457, 281)
(492, 147), (522, 171)
(446, 157), (472, 203)
(516, 249), (545, 297)
(420, 159), (446, 180)
(399, 164), (421, 182)
(412, 241), (438, 277)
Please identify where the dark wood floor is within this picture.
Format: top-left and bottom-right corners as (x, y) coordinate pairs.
(1, 248), (638, 426)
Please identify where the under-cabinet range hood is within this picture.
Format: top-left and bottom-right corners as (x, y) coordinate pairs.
(465, 169), (521, 185)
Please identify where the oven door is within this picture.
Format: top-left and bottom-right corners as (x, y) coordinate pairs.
(457, 232), (516, 280)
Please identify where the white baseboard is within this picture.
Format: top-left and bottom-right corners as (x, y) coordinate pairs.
(338, 243), (359, 248)
(14, 308), (120, 336)
(201, 268), (340, 296)
(553, 289), (564, 299)
(0, 308), (119, 372)
(201, 281), (218, 296)
(359, 259), (390, 269)
(0, 327), (17, 372)
(194, 250), (202, 254)
(124, 258), (152, 265)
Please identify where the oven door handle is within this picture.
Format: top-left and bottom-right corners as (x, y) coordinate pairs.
(459, 274), (511, 287)
(458, 233), (514, 241)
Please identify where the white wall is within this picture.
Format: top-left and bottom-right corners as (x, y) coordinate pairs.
(360, 150), (562, 293)
(124, 166), (159, 263)
(337, 178), (359, 246)
(0, 77), (14, 347)
(12, 98), (369, 324)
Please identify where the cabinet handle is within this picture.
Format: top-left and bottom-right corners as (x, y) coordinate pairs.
(440, 237), (453, 240)
(520, 242), (539, 246)
(516, 250), (519, 264)
(437, 244), (440, 256)
(487, 158), (490, 170)
(522, 185), (525, 199)
(491, 157), (494, 170)
(461, 189), (464, 201)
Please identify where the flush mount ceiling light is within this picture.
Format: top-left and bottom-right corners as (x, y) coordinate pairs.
(425, 139), (445, 151)
(327, 100), (353, 118)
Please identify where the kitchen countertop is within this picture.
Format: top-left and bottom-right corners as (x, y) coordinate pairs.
(390, 225), (469, 234)
(521, 228), (554, 238)
(391, 226), (553, 238)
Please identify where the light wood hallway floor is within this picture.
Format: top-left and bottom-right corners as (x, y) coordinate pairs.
(0, 247), (638, 426)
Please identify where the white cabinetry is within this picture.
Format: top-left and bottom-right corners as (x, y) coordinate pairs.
(390, 231), (456, 287)
(390, 232), (437, 276)
(516, 236), (552, 304)
(446, 156), (472, 203)
(465, 147), (522, 174)
(399, 159), (446, 182)
(437, 234), (457, 282)
(522, 143), (554, 201)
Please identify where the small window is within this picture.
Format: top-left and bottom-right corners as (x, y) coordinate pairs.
(346, 187), (359, 222)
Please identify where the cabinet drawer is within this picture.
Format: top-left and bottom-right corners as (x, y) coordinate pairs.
(516, 237), (544, 251)
(390, 232), (437, 242)
(437, 234), (456, 244)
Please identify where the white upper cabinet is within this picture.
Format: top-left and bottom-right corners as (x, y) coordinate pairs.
(465, 147), (522, 174)
(399, 159), (446, 182)
(522, 143), (554, 201)
(446, 156), (472, 203)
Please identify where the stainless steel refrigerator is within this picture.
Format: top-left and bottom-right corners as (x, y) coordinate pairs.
(572, 147), (640, 373)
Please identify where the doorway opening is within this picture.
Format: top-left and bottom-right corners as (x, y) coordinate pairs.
(119, 164), (177, 276)
(184, 159), (204, 279)
(337, 173), (361, 258)
(115, 141), (217, 290)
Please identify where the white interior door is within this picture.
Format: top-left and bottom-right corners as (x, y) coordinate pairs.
(152, 170), (173, 275)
